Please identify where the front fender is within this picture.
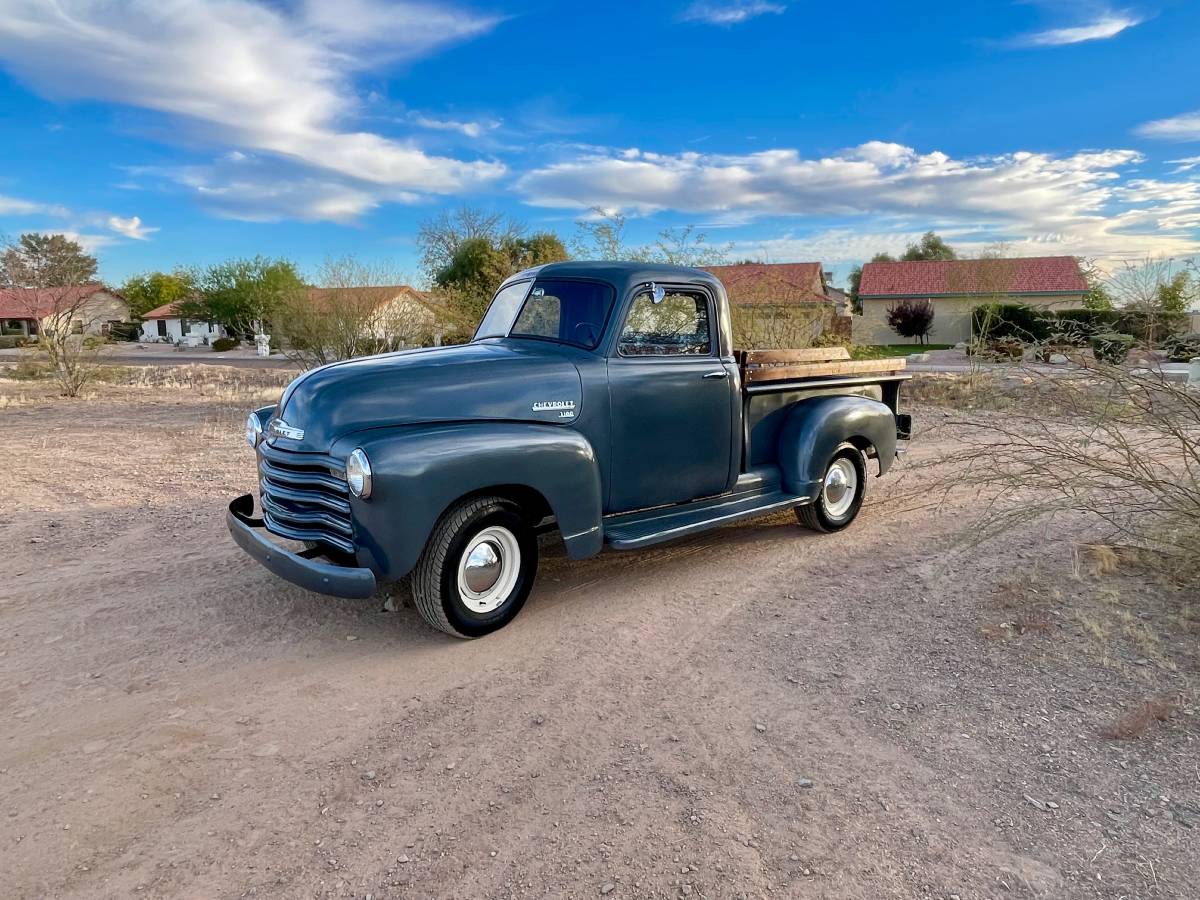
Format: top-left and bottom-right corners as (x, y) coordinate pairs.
(333, 423), (603, 580)
(778, 396), (898, 498)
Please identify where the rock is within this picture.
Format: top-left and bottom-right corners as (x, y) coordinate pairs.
(210, 793), (221, 801)
(445, 762), (456, 771)
(954, 342), (968, 351)
(534, 715), (545, 726)
(346, 635), (358, 641)
(1024, 794), (1046, 811)
(397, 855), (410, 864)
(907, 353), (931, 363)
(1049, 353), (1069, 365)
(890, 702), (902, 711)
(600, 882), (616, 895)
(754, 723), (767, 733)
(363, 770), (376, 780)
(797, 778), (814, 789)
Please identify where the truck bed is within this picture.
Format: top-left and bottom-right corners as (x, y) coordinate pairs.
(735, 347), (909, 468)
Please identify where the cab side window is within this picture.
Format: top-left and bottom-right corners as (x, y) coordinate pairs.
(618, 290), (711, 356)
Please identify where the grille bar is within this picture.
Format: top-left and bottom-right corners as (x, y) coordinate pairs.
(256, 443), (355, 555)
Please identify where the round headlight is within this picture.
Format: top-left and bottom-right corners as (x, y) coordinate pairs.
(245, 412), (263, 448)
(346, 448), (372, 499)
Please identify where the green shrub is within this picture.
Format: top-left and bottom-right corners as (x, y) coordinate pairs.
(82, 334), (107, 350)
(211, 336), (239, 352)
(973, 304), (1053, 343)
(1161, 334), (1200, 362)
(1090, 332), (1135, 363)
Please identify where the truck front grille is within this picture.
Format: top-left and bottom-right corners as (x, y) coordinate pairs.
(257, 443), (356, 555)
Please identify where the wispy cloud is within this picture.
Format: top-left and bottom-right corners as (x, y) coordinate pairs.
(1137, 110), (1200, 142)
(409, 113), (501, 139)
(1010, 4), (1144, 47)
(0, 193), (155, 242)
(517, 141), (1200, 264)
(0, 0), (506, 222)
(680, 1), (786, 26)
(1168, 155), (1200, 173)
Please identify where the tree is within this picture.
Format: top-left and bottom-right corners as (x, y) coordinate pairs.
(183, 256), (305, 337)
(2, 232), (105, 397)
(120, 269), (198, 318)
(1107, 258), (1195, 346)
(1, 232), (97, 288)
(433, 233), (569, 335)
(848, 252), (895, 311)
(277, 257), (435, 369)
(571, 208), (731, 265)
(416, 206), (524, 280)
(886, 298), (935, 344)
(901, 231), (957, 261)
(1077, 257), (1115, 311)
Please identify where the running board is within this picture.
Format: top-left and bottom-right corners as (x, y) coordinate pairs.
(603, 489), (808, 550)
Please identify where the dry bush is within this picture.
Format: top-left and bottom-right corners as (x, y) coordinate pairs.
(933, 359), (1200, 581)
(730, 303), (835, 350)
(1102, 697), (1176, 740)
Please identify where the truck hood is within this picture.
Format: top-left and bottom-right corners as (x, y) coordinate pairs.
(271, 340), (584, 451)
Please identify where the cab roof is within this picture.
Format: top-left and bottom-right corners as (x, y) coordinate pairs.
(502, 260), (725, 297)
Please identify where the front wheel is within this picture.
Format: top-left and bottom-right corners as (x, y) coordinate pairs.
(411, 497), (538, 638)
(795, 445), (866, 533)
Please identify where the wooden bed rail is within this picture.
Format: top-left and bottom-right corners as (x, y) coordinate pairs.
(736, 347), (907, 383)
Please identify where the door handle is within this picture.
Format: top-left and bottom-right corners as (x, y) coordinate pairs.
(703, 370), (729, 379)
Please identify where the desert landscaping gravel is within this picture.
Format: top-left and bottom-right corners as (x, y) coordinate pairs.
(1, 368), (1196, 899)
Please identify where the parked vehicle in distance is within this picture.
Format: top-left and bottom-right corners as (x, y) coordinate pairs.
(228, 262), (911, 637)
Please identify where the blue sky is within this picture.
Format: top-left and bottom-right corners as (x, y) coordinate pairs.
(1, 0), (1199, 287)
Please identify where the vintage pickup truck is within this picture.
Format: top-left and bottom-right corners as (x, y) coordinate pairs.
(228, 262), (910, 637)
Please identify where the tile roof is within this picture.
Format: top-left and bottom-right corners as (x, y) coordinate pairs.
(858, 256), (1086, 298)
(142, 301), (184, 319)
(704, 262), (828, 305)
(0, 284), (115, 319)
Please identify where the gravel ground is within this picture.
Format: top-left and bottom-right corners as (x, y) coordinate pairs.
(0, 370), (1196, 899)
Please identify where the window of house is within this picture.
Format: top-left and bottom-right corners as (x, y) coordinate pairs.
(618, 290), (712, 356)
(157, 320), (167, 337)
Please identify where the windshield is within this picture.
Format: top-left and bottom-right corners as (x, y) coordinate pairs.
(474, 279), (615, 350)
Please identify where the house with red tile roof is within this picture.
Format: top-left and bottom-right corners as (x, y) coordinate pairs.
(854, 256), (1087, 345)
(0, 284), (129, 339)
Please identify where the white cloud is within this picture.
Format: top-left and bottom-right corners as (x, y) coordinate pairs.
(1137, 110), (1200, 142)
(409, 114), (501, 139)
(518, 141), (1200, 265)
(106, 215), (158, 240)
(0, 0), (505, 212)
(0, 194), (65, 217)
(680, 1), (786, 26)
(1168, 155), (1200, 173)
(1016, 11), (1143, 46)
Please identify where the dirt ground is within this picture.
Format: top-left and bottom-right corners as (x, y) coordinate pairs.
(1, 367), (1196, 900)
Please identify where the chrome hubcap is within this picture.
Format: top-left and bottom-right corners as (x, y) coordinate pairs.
(822, 458), (858, 519)
(456, 526), (521, 614)
(463, 541), (502, 593)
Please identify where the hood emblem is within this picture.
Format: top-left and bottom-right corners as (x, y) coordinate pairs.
(532, 400), (576, 418)
(269, 418), (305, 441)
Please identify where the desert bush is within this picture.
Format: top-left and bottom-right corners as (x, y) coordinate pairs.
(0, 335), (23, 349)
(1161, 333), (1200, 362)
(886, 298), (934, 344)
(1102, 697), (1176, 740)
(973, 303), (1053, 343)
(730, 303), (832, 349)
(1089, 332), (1135, 363)
(211, 336), (239, 352)
(940, 358), (1200, 582)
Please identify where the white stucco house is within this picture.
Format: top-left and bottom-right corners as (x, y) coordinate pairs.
(139, 301), (226, 345)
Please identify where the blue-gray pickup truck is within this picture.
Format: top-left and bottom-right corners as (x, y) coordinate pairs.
(228, 262), (910, 637)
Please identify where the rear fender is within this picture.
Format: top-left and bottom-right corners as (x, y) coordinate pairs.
(778, 395), (898, 499)
(333, 423), (603, 580)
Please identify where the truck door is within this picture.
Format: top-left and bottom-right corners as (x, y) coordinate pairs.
(606, 286), (735, 513)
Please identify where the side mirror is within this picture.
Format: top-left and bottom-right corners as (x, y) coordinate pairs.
(648, 282), (665, 304)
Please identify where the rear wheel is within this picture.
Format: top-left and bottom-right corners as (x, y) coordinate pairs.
(412, 496), (538, 638)
(795, 445), (866, 533)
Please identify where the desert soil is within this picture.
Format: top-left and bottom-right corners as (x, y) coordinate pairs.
(0, 369), (1196, 900)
